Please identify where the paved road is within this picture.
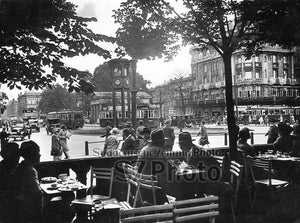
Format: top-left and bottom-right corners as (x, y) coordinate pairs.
(7, 124), (271, 162)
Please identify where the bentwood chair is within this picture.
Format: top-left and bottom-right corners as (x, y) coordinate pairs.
(122, 163), (161, 208)
(173, 196), (219, 223)
(212, 155), (226, 178)
(229, 160), (244, 223)
(121, 203), (173, 223)
(246, 156), (288, 210)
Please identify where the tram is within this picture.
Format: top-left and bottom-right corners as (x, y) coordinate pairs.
(46, 110), (84, 130)
(99, 107), (161, 128)
(244, 106), (294, 123)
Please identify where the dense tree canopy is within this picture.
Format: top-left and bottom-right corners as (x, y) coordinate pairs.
(38, 84), (78, 114)
(0, 0), (114, 93)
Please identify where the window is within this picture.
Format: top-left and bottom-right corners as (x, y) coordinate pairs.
(255, 70), (260, 79)
(273, 69), (278, 78)
(254, 56), (260, 62)
(256, 90), (260, 97)
(272, 55), (278, 63)
(237, 56), (242, 63)
(283, 56), (287, 63)
(247, 91), (250, 97)
(204, 64), (207, 72)
(283, 69), (288, 78)
(245, 71), (252, 79)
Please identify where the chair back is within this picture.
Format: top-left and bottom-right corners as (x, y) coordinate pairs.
(173, 196), (219, 223)
(122, 163), (161, 207)
(121, 203), (173, 223)
(90, 167), (114, 197)
(246, 156), (272, 186)
(212, 155), (226, 178)
(230, 161), (243, 206)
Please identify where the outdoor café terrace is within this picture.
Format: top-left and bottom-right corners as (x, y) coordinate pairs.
(34, 143), (300, 223)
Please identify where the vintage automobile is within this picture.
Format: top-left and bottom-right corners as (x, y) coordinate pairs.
(28, 119), (40, 132)
(9, 123), (31, 141)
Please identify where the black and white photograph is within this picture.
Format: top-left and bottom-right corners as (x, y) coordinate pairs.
(1, 0), (300, 222)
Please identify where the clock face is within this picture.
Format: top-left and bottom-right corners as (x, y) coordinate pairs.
(114, 79), (121, 86)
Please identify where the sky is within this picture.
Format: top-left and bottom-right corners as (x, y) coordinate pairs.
(2, 0), (191, 100)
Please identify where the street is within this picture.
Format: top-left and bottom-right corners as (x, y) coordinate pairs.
(8, 124), (271, 162)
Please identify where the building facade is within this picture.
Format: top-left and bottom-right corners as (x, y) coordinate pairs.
(150, 45), (300, 122)
(17, 91), (42, 120)
(190, 45), (300, 119)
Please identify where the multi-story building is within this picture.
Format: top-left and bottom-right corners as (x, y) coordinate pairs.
(17, 91), (42, 120)
(150, 75), (195, 119)
(150, 45), (300, 122)
(190, 45), (300, 119)
(4, 99), (18, 119)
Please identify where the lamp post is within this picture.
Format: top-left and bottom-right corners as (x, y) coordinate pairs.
(131, 59), (138, 129)
(108, 58), (131, 126)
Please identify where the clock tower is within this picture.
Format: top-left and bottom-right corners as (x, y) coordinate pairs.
(108, 58), (131, 125)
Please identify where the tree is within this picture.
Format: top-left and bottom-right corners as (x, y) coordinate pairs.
(171, 71), (189, 116)
(0, 0), (114, 94)
(38, 85), (77, 114)
(240, 0), (300, 52)
(113, 0), (179, 127)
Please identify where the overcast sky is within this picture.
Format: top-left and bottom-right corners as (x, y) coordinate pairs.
(3, 0), (191, 100)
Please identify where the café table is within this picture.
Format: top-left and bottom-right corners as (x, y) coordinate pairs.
(255, 154), (300, 183)
(40, 176), (88, 222)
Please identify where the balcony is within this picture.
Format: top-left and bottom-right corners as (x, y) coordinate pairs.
(236, 97), (275, 105)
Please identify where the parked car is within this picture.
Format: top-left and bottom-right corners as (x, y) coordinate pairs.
(9, 123), (31, 141)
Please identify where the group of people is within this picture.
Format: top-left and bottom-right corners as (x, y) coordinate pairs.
(236, 120), (300, 157)
(0, 140), (43, 223)
(51, 125), (71, 160)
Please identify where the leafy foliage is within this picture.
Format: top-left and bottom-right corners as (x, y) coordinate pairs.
(0, 0), (114, 94)
(113, 0), (180, 60)
(38, 84), (78, 114)
(240, 0), (300, 51)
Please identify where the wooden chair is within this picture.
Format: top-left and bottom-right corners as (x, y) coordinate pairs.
(229, 160), (244, 223)
(173, 196), (219, 223)
(212, 155), (226, 178)
(122, 163), (161, 208)
(71, 167), (114, 219)
(246, 156), (288, 210)
(121, 203), (173, 223)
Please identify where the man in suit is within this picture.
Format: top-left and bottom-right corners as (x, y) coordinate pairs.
(121, 128), (138, 155)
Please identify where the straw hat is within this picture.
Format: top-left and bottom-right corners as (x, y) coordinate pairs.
(110, 128), (119, 135)
(178, 132), (195, 143)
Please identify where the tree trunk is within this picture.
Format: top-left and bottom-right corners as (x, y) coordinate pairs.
(223, 52), (237, 158)
(180, 87), (185, 115)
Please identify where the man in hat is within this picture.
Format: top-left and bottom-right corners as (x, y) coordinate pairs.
(126, 121), (136, 139)
(237, 127), (255, 156)
(136, 129), (169, 205)
(121, 128), (138, 155)
(137, 127), (151, 153)
(162, 120), (175, 151)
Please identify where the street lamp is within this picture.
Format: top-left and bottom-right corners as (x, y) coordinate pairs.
(108, 58), (131, 126)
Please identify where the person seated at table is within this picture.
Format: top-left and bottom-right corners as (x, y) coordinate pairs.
(15, 140), (42, 223)
(137, 127), (151, 153)
(273, 122), (294, 154)
(237, 127), (256, 156)
(0, 142), (20, 223)
(121, 128), (138, 155)
(136, 129), (172, 205)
